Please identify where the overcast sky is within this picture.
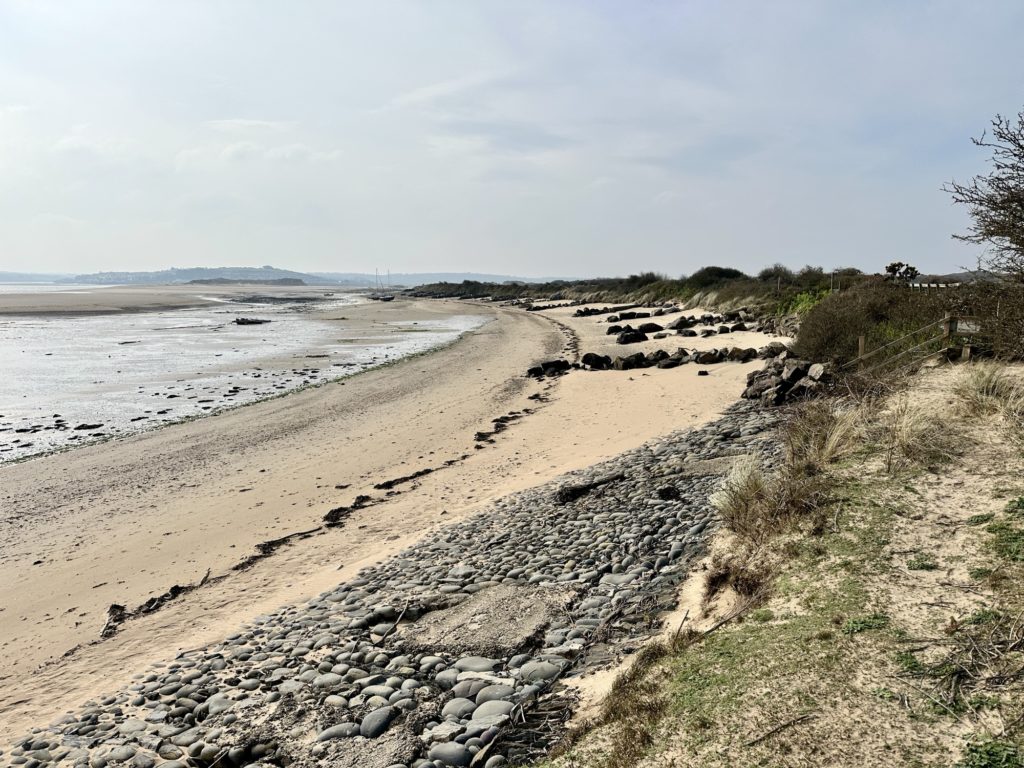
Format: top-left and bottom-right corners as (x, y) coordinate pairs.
(1, 1), (1022, 278)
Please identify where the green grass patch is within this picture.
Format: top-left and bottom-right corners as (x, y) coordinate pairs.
(907, 554), (939, 571)
(958, 738), (1022, 768)
(986, 519), (1024, 561)
(842, 613), (890, 636)
(967, 513), (996, 526)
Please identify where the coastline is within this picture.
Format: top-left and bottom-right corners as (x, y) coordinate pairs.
(0, 298), (779, 750)
(0, 283), (343, 316)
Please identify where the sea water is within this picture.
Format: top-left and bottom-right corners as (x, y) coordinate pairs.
(0, 294), (486, 463)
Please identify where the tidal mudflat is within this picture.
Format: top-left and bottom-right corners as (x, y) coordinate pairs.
(0, 294), (484, 462)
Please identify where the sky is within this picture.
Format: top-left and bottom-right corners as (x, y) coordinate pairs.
(1, 1), (1023, 278)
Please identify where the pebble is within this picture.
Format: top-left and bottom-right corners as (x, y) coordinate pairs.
(4, 401), (779, 768)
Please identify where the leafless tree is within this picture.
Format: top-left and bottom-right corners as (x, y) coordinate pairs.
(944, 110), (1024, 280)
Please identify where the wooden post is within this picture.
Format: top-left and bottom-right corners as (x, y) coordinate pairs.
(941, 313), (953, 345)
(961, 344), (972, 362)
(857, 335), (866, 359)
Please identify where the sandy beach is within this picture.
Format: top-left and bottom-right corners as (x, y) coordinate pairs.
(0, 293), (776, 745)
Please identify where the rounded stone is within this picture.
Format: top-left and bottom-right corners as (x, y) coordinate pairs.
(519, 660), (561, 683)
(359, 706), (397, 738)
(472, 700), (514, 720)
(452, 656), (500, 673)
(475, 685), (515, 704)
(317, 723), (359, 741)
(427, 742), (472, 767)
(441, 697), (477, 720)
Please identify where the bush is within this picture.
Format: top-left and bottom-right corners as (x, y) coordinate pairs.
(794, 280), (947, 363)
(685, 266), (748, 290)
(795, 280), (1024, 364)
(758, 263), (796, 283)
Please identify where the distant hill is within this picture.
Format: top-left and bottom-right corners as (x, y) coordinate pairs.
(310, 272), (576, 288)
(57, 266), (336, 286)
(0, 271), (76, 282)
(187, 277), (306, 286)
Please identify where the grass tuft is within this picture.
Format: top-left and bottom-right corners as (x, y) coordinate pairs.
(841, 613), (890, 636)
(958, 738), (1023, 768)
(879, 396), (962, 473)
(954, 363), (1020, 415)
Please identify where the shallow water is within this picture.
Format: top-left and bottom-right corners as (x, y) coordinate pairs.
(0, 295), (485, 462)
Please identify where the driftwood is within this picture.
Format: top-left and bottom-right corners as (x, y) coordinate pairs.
(554, 473), (626, 504)
(100, 568), (214, 638)
(744, 712), (817, 747)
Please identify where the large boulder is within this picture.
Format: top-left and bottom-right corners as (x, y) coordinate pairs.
(612, 352), (648, 370)
(616, 330), (648, 345)
(528, 359), (571, 378)
(606, 325), (623, 335)
(757, 341), (789, 359)
(581, 352), (612, 370)
(678, 328), (698, 337)
(726, 346), (758, 362)
(666, 316), (695, 331)
(695, 349), (723, 365)
(637, 322), (664, 333)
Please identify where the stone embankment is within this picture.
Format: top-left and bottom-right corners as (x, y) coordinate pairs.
(4, 404), (781, 768)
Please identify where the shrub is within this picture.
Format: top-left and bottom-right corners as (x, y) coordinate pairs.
(684, 266), (748, 290)
(795, 280), (1024, 364)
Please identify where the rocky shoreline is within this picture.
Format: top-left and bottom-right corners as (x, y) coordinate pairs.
(4, 401), (782, 768)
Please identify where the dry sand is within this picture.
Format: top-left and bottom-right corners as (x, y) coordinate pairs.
(0, 297), (777, 743)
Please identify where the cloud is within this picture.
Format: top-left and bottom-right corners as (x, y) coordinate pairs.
(436, 118), (573, 155)
(384, 71), (511, 112)
(205, 119), (293, 133)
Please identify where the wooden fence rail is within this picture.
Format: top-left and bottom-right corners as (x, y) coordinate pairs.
(845, 313), (986, 373)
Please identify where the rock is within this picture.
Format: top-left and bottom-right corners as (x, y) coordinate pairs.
(318, 723), (360, 741)
(757, 341), (788, 359)
(612, 353), (647, 371)
(726, 347), (757, 362)
(472, 700), (515, 720)
(581, 353), (612, 370)
(616, 330), (648, 345)
(441, 698), (477, 719)
(475, 684), (515, 704)
(637, 323), (664, 333)
(807, 362), (831, 381)
(427, 742), (473, 767)
(359, 706), (397, 738)
(519, 661), (561, 683)
(454, 656), (501, 673)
